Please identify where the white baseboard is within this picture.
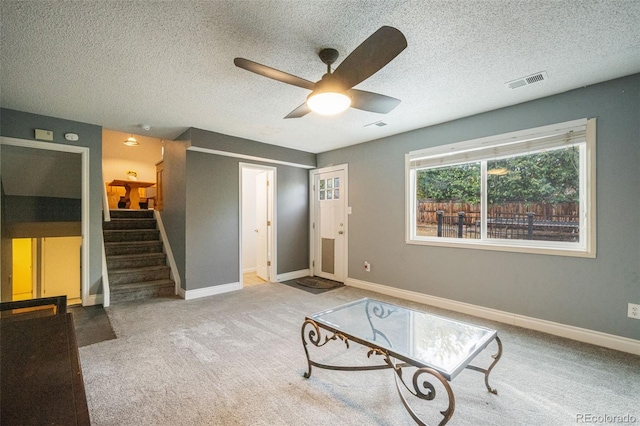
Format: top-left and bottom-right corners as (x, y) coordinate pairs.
(276, 269), (310, 282)
(243, 267), (257, 274)
(345, 277), (640, 356)
(83, 294), (104, 307)
(179, 282), (242, 301)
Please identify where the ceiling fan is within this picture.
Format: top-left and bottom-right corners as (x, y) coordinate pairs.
(234, 26), (407, 119)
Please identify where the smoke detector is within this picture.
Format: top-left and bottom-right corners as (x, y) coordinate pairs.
(506, 71), (548, 89)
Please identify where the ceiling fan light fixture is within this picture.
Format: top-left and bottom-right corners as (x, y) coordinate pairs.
(307, 91), (351, 115)
(124, 136), (139, 146)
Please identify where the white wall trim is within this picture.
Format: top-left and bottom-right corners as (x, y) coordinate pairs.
(154, 210), (182, 295)
(188, 146), (315, 169)
(345, 277), (640, 355)
(276, 269), (310, 282)
(100, 242), (111, 307)
(102, 173), (111, 222)
(243, 267), (257, 274)
(179, 282), (242, 300)
(0, 136), (91, 306)
(84, 294), (104, 306)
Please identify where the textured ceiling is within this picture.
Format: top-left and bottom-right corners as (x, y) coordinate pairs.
(1, 1), (639, 154)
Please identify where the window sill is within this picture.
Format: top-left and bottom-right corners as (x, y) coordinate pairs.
(406, 237), (596, 258)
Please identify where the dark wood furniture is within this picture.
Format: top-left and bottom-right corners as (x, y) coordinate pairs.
(0, 296), (90, 425)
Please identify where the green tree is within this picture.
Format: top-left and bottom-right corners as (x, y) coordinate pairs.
(487, 147), (579, 204)
(417, 163), (480, 204)
(416, 146), (579, 205)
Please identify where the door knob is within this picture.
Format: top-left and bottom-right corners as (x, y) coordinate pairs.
(338, 231), (344, 235)
(255, 229), (259, 233)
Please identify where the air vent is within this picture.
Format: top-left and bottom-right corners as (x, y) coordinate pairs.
(506, 71), (548, 89)
(365, 121), (388, 128)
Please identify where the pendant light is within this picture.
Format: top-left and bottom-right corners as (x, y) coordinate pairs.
(124, 135), (139, 146)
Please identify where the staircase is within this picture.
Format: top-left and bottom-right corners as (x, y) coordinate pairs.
(103, 210), (175, 303)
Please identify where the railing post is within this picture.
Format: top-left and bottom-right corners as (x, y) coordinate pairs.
(436, 211), (443, 237)
(527, 212), (535, 240)
(458, 212), (465, 238)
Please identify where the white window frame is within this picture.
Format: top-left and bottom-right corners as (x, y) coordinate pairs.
(405, 118), (596, 258)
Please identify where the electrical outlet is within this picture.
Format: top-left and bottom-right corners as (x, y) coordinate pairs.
(628, 303), (640, 320)
(364, 261), (371, 272)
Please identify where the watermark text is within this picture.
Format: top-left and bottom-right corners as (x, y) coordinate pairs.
(576, 413), (637, 424)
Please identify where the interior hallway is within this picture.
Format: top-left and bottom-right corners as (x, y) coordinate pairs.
(243, 271), (267, 286)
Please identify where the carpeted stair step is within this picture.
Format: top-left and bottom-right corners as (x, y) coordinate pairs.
(103, 229), (160, 243)
(107, 253), (167, 270)
(109, 279), (175, 303)
(105, 241), (164, 256)
(103, 218), (157, 230)
(103, 210), (175, 303)
(109, 209), (154, 219)
(108, 265), (171, 285)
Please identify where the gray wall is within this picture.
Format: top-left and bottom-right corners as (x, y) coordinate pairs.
(164, 128), (313, 291)
(317, 73), (640, 340)
(2, 196), (81, 223)
(189, 128), (316, 168)
(185, 151), (238, 288)
(275, 165), (310, 274)
(161, 132), (189, 290)
(0, 108), (104, 295)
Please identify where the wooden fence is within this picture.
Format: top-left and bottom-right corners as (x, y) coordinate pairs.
(416, 201), (578, 224)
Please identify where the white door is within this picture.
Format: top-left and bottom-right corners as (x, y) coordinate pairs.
(255, 171), (269, 281)
(313, 168), (346, 282)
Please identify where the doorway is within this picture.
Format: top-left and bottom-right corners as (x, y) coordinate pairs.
(1, 137), (89, 305)
(240, 163), (276, 287)
(11, 237), (82, 304)
(310, 164), (348, 283)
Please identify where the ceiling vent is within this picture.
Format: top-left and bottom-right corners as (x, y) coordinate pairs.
(506, 71), (548, 89)
(365, 121), (388, 128)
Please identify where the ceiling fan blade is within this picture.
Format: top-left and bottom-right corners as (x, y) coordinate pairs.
(331, 26), (407, 89)
(234, 58), (316, 91)
(347, 89), (401, 114)
(284, 103), (312, 119)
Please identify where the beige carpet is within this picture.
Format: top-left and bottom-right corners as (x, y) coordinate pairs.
(79, 283), (640, 425)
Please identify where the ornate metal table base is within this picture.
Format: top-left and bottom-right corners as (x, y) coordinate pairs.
(301, 319), (502, 426)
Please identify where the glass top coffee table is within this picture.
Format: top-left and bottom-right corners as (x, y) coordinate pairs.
(301, 298), (502, 425)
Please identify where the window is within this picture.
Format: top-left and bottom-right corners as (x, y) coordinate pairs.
(406, 119), (595, 257)
(318, 177), (340, 200)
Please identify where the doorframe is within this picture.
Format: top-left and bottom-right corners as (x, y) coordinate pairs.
(0, 136), (90, 305)
(239, 162), (277, 286)
(309, 164), (348, 281)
